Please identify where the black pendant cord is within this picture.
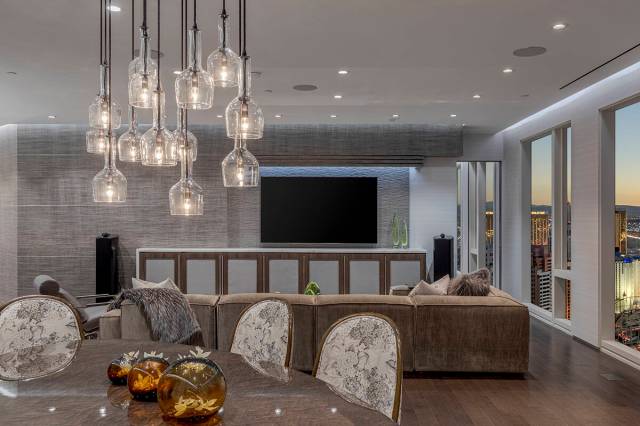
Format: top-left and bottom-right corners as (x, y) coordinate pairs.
(99, 0), (103, 65)
(180, 0), (184, 70)
(156, 0), (160, 91)
(107, 0), (113, 164)
(242, 0), (246, 57)
(221, 0), (227, 48)
(238, 0), (242, 55)
(142, 0), (147, 30)
(184, 0), (188, 67)
(131, 0), (135, 60)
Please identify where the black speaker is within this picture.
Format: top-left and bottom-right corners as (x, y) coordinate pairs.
(96, 233), (119, 298)
(433, 234), (454, 281)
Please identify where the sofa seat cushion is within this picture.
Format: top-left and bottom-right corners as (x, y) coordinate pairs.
(315, 295), (415, 372)
(217, 293), (316, 371)
(413, 295), (529, 372)
(98, 308), (121, 340)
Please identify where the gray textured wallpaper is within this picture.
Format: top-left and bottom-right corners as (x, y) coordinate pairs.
(6, 124), (438, 296)
(0, 125), (17, 301)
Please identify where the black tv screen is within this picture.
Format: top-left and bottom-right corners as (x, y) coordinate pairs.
(261, 177), (377, 244)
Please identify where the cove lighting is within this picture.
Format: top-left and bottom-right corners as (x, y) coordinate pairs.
(501, 58), (640, 132)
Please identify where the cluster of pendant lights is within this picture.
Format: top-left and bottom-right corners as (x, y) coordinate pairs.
(88, 0), (263, 215)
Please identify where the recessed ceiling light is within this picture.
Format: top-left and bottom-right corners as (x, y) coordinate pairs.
(330, 114), (337, 118)
(107, 5), (121, 12)
(293, 84), (318, 91)
(462, 123), (467, 127)
(338, 70), (349, 75)
(275, 114), (282, 119)
(6, 71), (17, 75)
(503, 68), (513, 74)
(473, 94), (481, 99)
(513, 46), (547, 57)
(173, 69), (181, 75)
(392, 114), (399, 118)
(333, 94), (342, 99)
(47, 115), (56, 119)
(450, 114), (457, 118)
(216, 114), (223, 118)
(553, 22), (567, 31)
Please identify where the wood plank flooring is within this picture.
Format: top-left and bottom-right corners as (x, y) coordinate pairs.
(400, 318), (640, 425)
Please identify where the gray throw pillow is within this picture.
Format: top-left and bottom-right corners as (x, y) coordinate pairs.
(409, 276), (449, 296)
(447, 268), (491, 296)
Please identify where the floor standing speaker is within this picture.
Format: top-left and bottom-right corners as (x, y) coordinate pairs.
(433, 234), (454, 281)
(96, 233), (119, 298)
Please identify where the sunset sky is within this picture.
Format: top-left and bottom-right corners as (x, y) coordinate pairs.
(531, 101), (640, 208)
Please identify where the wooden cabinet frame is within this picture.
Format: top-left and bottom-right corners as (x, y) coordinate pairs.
(221, 252), (264, 294)
(344, 253), (386, 295)
(178, 252), (222, 294)
(302, 253), (347, 294)
(385, 253), (427, 294)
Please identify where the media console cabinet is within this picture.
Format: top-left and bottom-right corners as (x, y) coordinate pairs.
(137, 248), (427, 295)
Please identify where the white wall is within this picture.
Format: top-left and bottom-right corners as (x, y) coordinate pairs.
(499, 60), (640, 347)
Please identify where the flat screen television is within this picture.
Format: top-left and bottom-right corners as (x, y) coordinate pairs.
(260, 176), (378, 244)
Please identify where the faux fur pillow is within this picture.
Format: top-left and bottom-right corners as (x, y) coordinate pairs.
(132, 277), (180, 292)
(447, 268), (491, 296)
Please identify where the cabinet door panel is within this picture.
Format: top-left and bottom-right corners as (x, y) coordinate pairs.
(348, 260), (382, 294)
(308, 260), (341, 294)
(389, 260), (422, 287)
(268, 259), (299, 294)
(185, 259), (216, 294)
(227, 259), (259, 294)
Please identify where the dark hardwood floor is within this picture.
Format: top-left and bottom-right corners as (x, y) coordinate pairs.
(400, 318), (640, 425)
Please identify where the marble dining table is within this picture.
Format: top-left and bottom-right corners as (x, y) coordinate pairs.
(0, 339), (394, 425)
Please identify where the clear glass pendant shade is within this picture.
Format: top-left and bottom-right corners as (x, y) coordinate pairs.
(173, 108), (198, 162)
(93, 136), (127, 203)
(128, 28), (158, 77)
(221, 138), (259, 187)
(169, 177), (204, 215)
(207, 17), (240, 88)
(89, 65), (122, 130)
(141, 89), (178, 166)
(118, 108), (142, 162)
(86, 128), (114, 154)
(175, 28), (214, 109)
(128, 29), (158, 108)
(225, 57), (263, 139)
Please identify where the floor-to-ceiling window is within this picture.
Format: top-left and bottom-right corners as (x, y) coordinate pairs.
(528, 128), (572, 322)
(615, 102), (640, 351)
(530, 135), (553, 311)
(456, 162), (501, 286)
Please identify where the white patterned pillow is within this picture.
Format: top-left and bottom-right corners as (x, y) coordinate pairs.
(131, 277), (180, 291)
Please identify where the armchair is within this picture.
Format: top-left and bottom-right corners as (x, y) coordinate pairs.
(33, 275), (115, 337)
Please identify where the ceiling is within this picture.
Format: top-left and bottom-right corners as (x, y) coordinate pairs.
(1, 0), (640, 133)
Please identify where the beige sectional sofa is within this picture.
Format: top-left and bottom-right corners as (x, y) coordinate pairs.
(99, 288), (529, 373)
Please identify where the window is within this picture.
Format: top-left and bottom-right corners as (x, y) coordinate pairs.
(530, 135), (553, 311)
(456, 162), (501, 286)
(615, 102), (640, 351)
(528, 128), (572, 321)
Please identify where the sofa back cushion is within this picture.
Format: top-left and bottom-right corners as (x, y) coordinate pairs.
(217, 293), (316, 371)
(315, 295), (415, 372)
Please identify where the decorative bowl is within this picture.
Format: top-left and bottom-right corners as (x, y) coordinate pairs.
(157, 357), (226, 420)
(127, 356), (169, 401)
(107, 351), (139, 385)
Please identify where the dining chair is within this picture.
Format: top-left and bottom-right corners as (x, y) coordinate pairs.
(230, 298), (293, 367)
(0, 295), (83, 354)
(313, 313), (403, 423)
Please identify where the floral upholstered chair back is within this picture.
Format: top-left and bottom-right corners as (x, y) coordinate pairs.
(0, 296), (83, 353)
(230, 299), (293, 367)
(313, 313), (403, 423)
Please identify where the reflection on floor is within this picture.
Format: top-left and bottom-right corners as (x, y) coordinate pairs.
(401, 318), (640, 425)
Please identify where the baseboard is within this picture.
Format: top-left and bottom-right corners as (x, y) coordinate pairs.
(527, 307), (572, 337)
(601, 340), (640, 371)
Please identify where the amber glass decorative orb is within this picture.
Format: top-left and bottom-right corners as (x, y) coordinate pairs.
(157, 357), (226, 420)
(127, 357), (169, 401)
(108, 351), (139, 385)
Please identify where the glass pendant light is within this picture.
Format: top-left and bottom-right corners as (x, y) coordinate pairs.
(88, 63), (122, 132)
(118, 107), (142, 162)
(87, 128), (113, 155)
(170, 0), (203, 216)
(141, 0), (177, 166)
(174, 108), (198, 162)
(128, 0), (157, 108)
(175, 0), (214, 110)
(207, 0), (240, 88)
(93, 0), (127, 203)
(119, 3), (142, 163)
(221, 137), (259, 187)
(225, 0), (263, 139)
